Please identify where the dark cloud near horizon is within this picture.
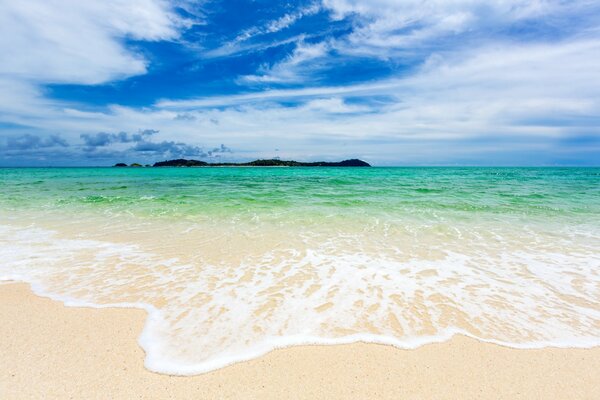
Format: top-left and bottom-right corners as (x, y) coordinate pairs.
(131, 140), (207, 158)
(132, 142), (234, 159)
(207, 144), (232, 156)
(174, 113), (196, 121)
(80, 129), (157, 149)
(0, 134), (73, 165)
(2, 134), (69, 151)
(80, 128), (233, 160)
(1, 129), (234, 165)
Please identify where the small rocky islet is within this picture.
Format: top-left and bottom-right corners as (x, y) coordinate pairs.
(114, 158), (371, 167)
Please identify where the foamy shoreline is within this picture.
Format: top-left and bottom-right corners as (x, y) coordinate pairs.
(2, 282), (599, 399)
(3, 217), (599, 375)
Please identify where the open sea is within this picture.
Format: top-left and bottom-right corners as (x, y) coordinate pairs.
(1, 167), (599, 374)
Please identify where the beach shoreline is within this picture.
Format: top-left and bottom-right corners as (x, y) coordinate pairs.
(2, 282), (599, 399)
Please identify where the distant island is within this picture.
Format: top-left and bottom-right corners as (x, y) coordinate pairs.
(114, 158), (371, 167)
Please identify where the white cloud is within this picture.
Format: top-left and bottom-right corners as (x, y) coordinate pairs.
(265, 3), (321, 33)
(0, 0), (185, 85)
(322, 0), (592, 56)
(303, 97), (370, 114)
(231, 3), (320, 45)
(207, 4), (322, 59)
(239, 40), (330, 83)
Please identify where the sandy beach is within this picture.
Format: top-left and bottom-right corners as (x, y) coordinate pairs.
(1, 283), (598, 399)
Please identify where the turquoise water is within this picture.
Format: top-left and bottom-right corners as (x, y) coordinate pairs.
(1, 167), (599, 374)
(2, 167), (599, 218)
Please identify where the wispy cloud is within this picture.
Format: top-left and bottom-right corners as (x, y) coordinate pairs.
(321, 0), (593, 56)
(239, 40), (330, 83)
(236, 3), (321, 42)
(209, 3), (322, 58)
(233, 0), (600, 84)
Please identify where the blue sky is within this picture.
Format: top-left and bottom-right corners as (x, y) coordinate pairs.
(0, 0), (599, 166)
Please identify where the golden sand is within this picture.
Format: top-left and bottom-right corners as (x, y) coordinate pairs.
(1, 283), (599, 399)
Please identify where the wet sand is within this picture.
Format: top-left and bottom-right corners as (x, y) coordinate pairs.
(1, 282), (599, 399)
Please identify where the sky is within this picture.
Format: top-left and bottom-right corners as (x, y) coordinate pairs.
(0, 0), (599, 166)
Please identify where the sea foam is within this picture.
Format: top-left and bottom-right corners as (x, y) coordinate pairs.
(1, 217), (599, 375)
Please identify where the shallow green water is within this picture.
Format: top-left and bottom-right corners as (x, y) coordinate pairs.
(1, 167), (598, 220)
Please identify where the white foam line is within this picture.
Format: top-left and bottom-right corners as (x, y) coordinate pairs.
(2, 275), (600, 376)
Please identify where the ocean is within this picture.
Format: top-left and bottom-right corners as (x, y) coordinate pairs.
(1, 167), (599, 374)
